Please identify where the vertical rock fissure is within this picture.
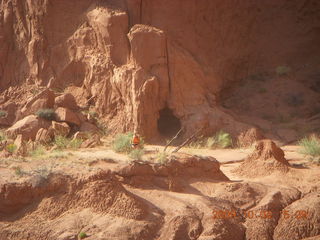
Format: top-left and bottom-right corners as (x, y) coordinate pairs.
(165, 39), (172, 94)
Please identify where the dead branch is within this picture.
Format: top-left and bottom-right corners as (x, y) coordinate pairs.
(163, 127), (184, 152)
(171, 127), (203, 153)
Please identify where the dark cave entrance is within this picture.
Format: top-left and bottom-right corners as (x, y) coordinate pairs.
(157, 107), (182, 138)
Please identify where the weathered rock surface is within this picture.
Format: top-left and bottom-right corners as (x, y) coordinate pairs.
(3, 0), (318, 140)
(54, 93), (78, 111)
(5, 115), (51, 141)
(237, 127), (264, 148)
(35, 128), (53, 144)
(55, 108), (81, 126)
(51, 121), (70, 137)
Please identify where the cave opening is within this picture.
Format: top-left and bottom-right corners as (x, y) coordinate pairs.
(157, 107), (181, 138)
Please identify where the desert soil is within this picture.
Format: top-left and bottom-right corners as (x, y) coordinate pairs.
(0, 141), (319, 240)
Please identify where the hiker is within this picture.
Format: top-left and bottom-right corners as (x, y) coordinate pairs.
(132, 132), (140, 149)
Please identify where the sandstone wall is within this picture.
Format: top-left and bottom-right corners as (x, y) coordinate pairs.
(0, 0), (319, 140)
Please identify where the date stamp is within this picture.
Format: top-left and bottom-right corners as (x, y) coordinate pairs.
(212, 209), (309, 220)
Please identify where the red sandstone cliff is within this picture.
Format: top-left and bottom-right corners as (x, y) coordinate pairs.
(0, 0), (319, 141)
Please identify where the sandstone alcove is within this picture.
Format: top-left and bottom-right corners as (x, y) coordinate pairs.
(157, 107), (181, 138)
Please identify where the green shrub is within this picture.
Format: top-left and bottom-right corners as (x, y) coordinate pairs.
(0, 131), (6, 142)
(78, 232), (87, 239)
(6, 144), (17, 153)
(112, 132), (134, 153)
(30, 145), (46, 158)
(13, 166), (24, 177)
(156, 152), (168, 164)
(0, 110), (7, 118)
(36, 108), (56, 121)
(54, 135), (70, 149)
(129, 149), (144, 161)
(207, 131), (233, 149)
(299, 136), (320, 157)
(276, 65), (291, 76)
(69, 138), (83, 149)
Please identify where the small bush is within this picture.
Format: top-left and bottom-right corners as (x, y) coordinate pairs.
(129, 149), (144, 161)
(13, 166), (24, 177)
(112, 132), (134, 153)
(69, 138), (83, 149)
(54, 135), (70, 149)
(6, 144), (17, 153)
(36, 108), (56, 121)
(0, 110), (7, 118)
(299, 135), (320, 157)
(276, 65), (291, 76)
(0, 131), (6, 142)
(78, 232), (87, 239)
(156, 152), (169, 164)
(208, 131), (233, 149)
(29, 145), (46, 158)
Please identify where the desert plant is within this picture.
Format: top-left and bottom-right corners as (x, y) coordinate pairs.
(6, 144), (17, 153)
(69, 138), (83, 149)
(299, 135), (320, 158)
(29, 145), (46, 158)
(156, 152), (169, 164)
(129, 149), (144, 161)
(78, 232), (87, 239)
(13, 166), (24, 177)
(36, 108), (56, 121)
(0, 110), (7, 118)
(112, 132), (134, 153)
(207, 131), (233, 149)
(54, 135), (70, 149)
(276, 65), (291, 76)
(0, 131), (6, 142)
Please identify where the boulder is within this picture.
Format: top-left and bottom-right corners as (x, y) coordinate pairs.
(51, 121), (70, 137)
(0, 102), (18, 126)
(5, 115), (51, 141)
(80, 122), (99, 133)
(237, 127), (264, 148)
(81, 134), (101, 148)
(35, 128), (53, 144)
(14, 134), (27, 156)
(54, 93), (79, 111)
(55, 107), (81, 126)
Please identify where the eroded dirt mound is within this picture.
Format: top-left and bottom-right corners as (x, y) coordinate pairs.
(274, 192), (320, 240)
(234, 139), (290, 177)
(0, 171), (155, 239)
(114, 153), (229, 191)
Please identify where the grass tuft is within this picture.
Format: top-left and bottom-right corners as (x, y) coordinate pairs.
(112, 132), (134, 153)
(129, 149), (144, 161)
(299, 135), (320, 158)
(0, 110), (7, 118)
(276, 65), (291, 76)
(29, 145), (46, 158)
(6, 144), (17, 153)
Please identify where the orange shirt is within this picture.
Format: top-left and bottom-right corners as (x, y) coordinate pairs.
(132, 136), (140, 144)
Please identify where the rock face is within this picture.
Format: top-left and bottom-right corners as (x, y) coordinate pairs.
(237, 128), (264, 148)
(274, 192), (320, 240)
(51, 121), (70, 137)
(1, 0), (318, 140)
(234, 139), (290, 177)
(54, 93), (78, 111)
(55, 107), (81, 126)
